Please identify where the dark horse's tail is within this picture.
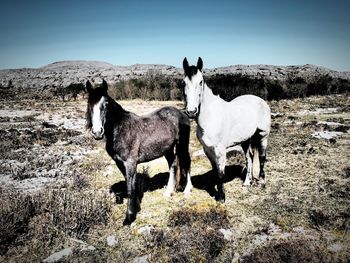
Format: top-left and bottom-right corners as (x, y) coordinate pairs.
(175, 113), (191, 190)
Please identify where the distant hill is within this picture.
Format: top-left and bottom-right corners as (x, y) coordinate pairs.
(0, 60), (349, 100)
(0, 61), (180, 89)
(0, 60), (349, 90)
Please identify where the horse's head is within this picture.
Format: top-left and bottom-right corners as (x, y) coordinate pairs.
(86, 80), (109, 140)
(182, 57), (204, 118)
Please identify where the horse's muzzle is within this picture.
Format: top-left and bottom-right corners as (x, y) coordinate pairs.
(91, 130), (104, 140)
(185, 109), (198, 119)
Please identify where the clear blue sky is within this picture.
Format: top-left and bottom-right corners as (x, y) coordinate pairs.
(0, 0), (349, 70)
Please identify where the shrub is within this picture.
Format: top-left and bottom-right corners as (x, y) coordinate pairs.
(0, 188), (111, 255)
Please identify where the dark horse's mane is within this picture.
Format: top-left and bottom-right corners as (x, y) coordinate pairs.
(86, 86), (128, 130)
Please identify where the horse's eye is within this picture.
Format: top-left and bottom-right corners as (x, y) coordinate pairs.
(199, 80), (203, 86)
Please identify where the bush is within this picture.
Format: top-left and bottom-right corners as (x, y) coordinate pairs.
(147, 203), (229, 262)
(0, 188), (111, 255)
(107, 71), (349, 102)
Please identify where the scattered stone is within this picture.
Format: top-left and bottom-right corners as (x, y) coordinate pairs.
(106, 235), (118, 247)
(311, 131), (343, 140)
(298, 108), (339, 116)
(81, 245), (96, 251)
(43, 247), (73, 263)
(218, 228), (235, 241)
(69, 238), (95, 251)
(328, 243), (344, 252)
(133, 254), (149, 263)
(136, 225), (155, 238)
(271, 112), (283, 118)
(317, 121), (343, 127)
(252, 233), (269, 246)
(268, 223), (282, 235)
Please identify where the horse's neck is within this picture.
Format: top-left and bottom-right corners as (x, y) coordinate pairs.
(198, 84), (220, 125)
(105, 97), (128, 128)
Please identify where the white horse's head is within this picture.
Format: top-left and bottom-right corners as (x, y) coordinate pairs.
(86, 80), (109, 140)
(182, 57), (204, 118)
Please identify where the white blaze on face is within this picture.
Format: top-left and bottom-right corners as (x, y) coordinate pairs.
(184, 71), (204, 113)
(91, 96), (106, 136)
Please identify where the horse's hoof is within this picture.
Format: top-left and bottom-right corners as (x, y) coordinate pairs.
(115, 195), (124, 204)
(242, 182), (252, 187)
(215, 194), (225, 203)
(163, 190), (174, 198)
(184, 190), (192, 197)
(123, 214), (136, 226)
(258, 182), (266, 189)
(184, 186), (193, 197)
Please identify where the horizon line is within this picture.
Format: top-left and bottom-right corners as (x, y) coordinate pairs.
(1, 59), (349, 72)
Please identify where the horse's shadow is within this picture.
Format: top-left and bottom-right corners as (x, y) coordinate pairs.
(109, 165), (245, 204)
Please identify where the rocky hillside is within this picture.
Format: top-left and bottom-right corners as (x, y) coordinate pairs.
(0, 60), (349, 90)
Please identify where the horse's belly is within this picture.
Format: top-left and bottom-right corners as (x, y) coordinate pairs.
(138, 136), (175, 163)
(227, 124), (257, 145)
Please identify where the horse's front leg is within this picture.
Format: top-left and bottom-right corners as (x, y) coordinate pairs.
(164, 150), (176, 197)
(204, 145), (226, 203)
(114, 159), (127, 204)
(214, 146), (226, 203)
(123, 161), (140, 225)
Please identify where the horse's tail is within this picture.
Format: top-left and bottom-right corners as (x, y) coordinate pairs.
(252, 147), (260, 179)
(175, 115), (191, 190)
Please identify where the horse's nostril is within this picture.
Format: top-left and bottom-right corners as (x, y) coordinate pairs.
(185, 109), (198, 118)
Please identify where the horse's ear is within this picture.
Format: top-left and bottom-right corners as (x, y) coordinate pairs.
(197, 57), (203, 71)
(102, 79), (108, 93)
(183, 57), (189, 72)
(86, 80), (92, 93)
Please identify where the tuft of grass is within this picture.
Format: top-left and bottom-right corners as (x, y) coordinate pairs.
(168, 202), (229, 229)
(145, 202), (229, 262)
(0, 187), (112, 260)
(240, 239), (334, 263)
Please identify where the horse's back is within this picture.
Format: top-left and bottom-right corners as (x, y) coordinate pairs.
(154, 106), (190, 126)
(232, 95), (271, 133)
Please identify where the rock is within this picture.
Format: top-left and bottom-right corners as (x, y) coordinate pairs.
(81, 245), (96, 251)
(328, 243), (344, 252)
(252, 233), (269, 246)
(69, 238), (95, 251)
(218, 228), (234, 241)
(43, 247), (73, 262)
(311, 131), (343, 140)
(133, 255), (149, 263)
(106, 235), (118, 247)
(136, 225), (155, 238)
(267, 223), (282, 235)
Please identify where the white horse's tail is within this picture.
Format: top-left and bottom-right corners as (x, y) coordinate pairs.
(252, 148), (260, 179)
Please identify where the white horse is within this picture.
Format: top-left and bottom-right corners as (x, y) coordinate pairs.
(182, 57), (271, 202)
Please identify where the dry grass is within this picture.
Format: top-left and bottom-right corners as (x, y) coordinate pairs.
(0, 94), (349, 262)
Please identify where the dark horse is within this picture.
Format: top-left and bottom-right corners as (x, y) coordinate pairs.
(85, 80), (192, 225)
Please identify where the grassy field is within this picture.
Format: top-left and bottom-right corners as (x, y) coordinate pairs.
(0, 94), (349, 262)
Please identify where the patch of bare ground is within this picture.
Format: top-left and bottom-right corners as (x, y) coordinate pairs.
(0, 94), (349, 262)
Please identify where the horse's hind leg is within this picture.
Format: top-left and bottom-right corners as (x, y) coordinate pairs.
(182, 151), (192, 196)
(241, 140), (253, 186)
(257, 136), (268, 188)
(178, 122), (192, 196)
(164, 150), (176, 197)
